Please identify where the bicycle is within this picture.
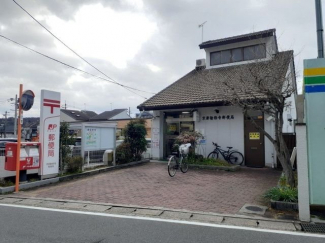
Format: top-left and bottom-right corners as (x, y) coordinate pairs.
(167, 143), (191, 177)
(207, 142), (244, 165)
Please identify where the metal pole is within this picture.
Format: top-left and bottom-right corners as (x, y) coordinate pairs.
(15, 84), (23, 192)
(14, 95), (17, 136)
(3, 111), (7, 138)
(316, 0), (324, 58)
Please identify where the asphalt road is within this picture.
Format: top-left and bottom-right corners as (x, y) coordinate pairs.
(0, 204), (324, 243)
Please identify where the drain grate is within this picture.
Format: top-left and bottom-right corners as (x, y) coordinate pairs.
(301, 223), (325, 233)
(245, 206), (263, 212)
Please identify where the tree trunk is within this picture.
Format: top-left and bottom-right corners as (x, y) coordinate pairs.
(275, 112), (295, 187)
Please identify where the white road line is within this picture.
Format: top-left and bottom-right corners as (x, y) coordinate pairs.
(0, 203), (324, 238)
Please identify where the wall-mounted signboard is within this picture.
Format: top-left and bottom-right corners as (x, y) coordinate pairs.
(249, 132), (260, 140)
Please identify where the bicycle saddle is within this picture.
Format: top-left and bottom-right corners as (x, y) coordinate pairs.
(227, 146), (233, 149)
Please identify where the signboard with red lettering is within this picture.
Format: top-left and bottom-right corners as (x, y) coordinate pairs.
(39, 90), (61, 178)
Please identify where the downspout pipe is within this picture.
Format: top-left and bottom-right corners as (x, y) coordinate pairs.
(316, 0), (324, 58)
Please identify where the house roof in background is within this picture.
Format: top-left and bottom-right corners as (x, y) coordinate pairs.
(199, 29), (276, 49)
(81, 110), (97, 118)
(61, 109), (95, 121)
(90, 109), (128, 121)
(138, 51), (293, 111)
(136, 111), (154, 118)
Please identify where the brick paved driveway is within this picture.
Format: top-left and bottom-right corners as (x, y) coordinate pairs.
(18, 163), (281, 214)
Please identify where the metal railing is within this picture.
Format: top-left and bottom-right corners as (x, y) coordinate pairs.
(84, 150), (106, 164)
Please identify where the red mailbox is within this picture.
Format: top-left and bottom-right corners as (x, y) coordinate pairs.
(5, 142), (41, 171)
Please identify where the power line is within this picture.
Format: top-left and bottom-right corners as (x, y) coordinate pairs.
(0, 34), (150, 99)
(12, 0), (155, 99)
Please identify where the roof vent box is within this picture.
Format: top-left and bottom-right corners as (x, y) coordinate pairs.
(196, 59), (206, 68)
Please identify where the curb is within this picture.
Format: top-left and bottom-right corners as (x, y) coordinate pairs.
(59, 159), (149, 182)
(0, 195), (304, 232)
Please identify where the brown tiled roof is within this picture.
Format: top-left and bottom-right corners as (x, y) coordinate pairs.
(137, 51), (293, 111)
(199, 29), (276, 49)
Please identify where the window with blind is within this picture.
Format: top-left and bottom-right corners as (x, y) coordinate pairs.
(210, 44), (266, 66)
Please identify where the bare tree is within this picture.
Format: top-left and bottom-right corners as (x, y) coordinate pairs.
(200, 51), (296, 187)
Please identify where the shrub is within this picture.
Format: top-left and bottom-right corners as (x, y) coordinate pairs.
(174, 131), (203, 147)
(263, 186), (298, 203)
(0, 179), (14, 187)
(187, 157), (231, 167)
(116, 142), (133, 164)
(66, 156), (83, 173)
(124, 119), (147, 161)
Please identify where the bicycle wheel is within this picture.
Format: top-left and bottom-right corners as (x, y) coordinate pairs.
(168, 156), (178, 177)
(180, 158), (188, 173)
(228, 151), (244, 165)
(207, 152), (218, 159)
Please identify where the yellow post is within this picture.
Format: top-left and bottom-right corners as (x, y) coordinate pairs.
(15, 84), (23, 193)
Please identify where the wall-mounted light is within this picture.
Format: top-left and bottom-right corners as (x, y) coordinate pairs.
(182, 111), (190, 114)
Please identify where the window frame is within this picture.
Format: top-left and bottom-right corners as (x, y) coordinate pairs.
(210, 44), (266, 66)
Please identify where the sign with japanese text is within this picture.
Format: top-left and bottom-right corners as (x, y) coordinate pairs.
(249, 132), (260, 140)
(82, 126), (115, 151)
(39, 90), (61, 177)
(152, 128), (160, 149)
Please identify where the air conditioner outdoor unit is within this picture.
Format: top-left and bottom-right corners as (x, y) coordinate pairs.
(196, 59), (206, 68)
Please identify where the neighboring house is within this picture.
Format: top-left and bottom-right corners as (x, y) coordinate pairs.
(90, 109), (131, 121)
(137, 29), (297, 168)
(0, 117), (39, 139)
(136, 111), (154, 119)
(60, 109), (97, 122)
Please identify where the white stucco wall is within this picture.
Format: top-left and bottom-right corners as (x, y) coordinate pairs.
(282, 61), (297, 134)
(195, 106), (245, 158)
(264, 117), (276, 167)
(151, 110), (164, 160)
(205, 36), (277, 70)
(151, 106), (277, 166)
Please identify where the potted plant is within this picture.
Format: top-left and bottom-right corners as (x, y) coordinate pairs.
(264, 186), (298, 211)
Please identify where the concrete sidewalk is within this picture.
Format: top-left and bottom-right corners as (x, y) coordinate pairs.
(0, 196), (301, 232)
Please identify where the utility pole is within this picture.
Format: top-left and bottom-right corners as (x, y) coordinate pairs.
(315, 0), (324, 58)
(3, 111), (9, 138)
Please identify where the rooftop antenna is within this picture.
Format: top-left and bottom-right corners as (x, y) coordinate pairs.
(198, 21), (207, 43)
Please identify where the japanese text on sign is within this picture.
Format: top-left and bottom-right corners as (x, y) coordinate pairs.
(249, 132), (260, 140)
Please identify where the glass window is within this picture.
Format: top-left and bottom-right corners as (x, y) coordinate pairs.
(232, 48), (243, 62)
(254, 44), (266, 59)
(244, 46), (255, 60)
(167, 123), (179, 135)
(210, 51), (221, 66)
(180, 122), (194, 133)
(221, 50), (231, 64)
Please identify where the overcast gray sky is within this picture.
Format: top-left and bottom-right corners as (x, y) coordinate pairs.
(0, 0), (318, 117)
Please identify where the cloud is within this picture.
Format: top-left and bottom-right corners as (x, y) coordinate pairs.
(47, 3), (157, 69)
(0, 0), (319, 118)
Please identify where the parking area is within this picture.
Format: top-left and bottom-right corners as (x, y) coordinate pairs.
(17, 162), (281, 214)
